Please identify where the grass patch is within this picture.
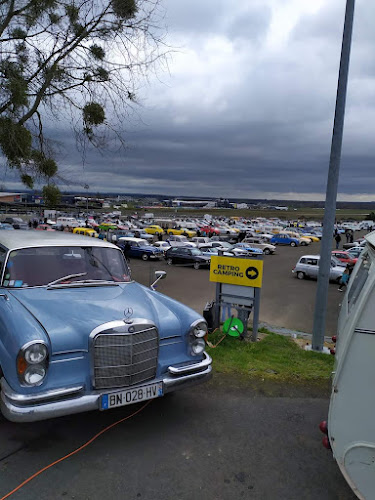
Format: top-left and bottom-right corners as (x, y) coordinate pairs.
(207, 329), (334, 384)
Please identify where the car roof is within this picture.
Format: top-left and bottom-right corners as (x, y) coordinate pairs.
(0, 231), (118, 251)
(299, 255), (320, 259)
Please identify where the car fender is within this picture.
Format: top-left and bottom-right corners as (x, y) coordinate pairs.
(0, 290), (50, 389)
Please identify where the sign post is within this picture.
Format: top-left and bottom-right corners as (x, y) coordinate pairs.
(210, 256), (263, 341)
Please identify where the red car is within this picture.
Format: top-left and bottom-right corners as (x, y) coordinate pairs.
(331, 250), (357, 266)
(199, 225), (220, 236)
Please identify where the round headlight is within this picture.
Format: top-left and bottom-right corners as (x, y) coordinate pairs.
(191, 338), (205, 355)
(24, 343), (48, 364)
(192, 321), (208, 338)
(24, 365), (46, 385)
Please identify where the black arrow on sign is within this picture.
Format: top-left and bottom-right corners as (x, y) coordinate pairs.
(246, 267), (259, 280)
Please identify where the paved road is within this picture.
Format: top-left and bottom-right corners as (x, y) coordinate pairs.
(0, 380), (355, 500)
(130, 238), (354, 336)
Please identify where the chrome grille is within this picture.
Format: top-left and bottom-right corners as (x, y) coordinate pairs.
(93, 325), (159, 389)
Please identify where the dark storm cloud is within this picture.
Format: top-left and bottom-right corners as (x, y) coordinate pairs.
(3, 0), (374, 200)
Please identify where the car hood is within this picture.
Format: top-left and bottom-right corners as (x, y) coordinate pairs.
(8, 283), (196, 353)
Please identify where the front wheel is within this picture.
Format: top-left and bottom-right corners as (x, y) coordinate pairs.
(290, 241), (296, 247)
(297, 271), (305, 280)
(166, 258), (173, 266)
(263, 248), (271, 255)
(141, 253), (149, 261)
(193, 261), (200, 270)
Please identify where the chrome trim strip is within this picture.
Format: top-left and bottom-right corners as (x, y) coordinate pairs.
(90, 320), (126, 337)
(159, 340), (183, 347)
(50, 356), (85, 364)
(53, 349), (88, 355)
(1, 378), (84, 404)
(168, 352), (212, 375)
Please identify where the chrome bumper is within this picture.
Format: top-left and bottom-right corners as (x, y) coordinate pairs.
(1, 352), (212, 422)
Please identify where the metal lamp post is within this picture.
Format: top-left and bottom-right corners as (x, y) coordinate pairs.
(312, 0), (356, 351)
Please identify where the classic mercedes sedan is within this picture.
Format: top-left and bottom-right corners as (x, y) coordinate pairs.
(0, 232), (212, 422)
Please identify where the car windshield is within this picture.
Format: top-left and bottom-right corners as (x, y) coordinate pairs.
(138, 239), (148, 246)
(190, 248), (202, 255)
(3, 246), (130, 287)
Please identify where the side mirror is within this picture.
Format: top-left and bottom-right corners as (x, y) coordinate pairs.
(150, 270), (167, 290)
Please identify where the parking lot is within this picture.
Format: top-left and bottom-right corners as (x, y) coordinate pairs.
(0, 229), (361, 500)
(130, 237), (350, 337)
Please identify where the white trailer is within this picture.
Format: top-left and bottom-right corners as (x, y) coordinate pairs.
(326, 231), (375, 499)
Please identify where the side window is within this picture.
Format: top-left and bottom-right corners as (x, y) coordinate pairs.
(348, 253), (371, 312)
(300, 258), (306, 264)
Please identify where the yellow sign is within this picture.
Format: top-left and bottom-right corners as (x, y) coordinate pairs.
(209, 256), (263, 288)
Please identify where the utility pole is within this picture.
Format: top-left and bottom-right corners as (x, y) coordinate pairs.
(312, 0), (355, 351)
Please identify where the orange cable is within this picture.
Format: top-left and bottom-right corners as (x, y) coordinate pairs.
(0, 400), (152, 500)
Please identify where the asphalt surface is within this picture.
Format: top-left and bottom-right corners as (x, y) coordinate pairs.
(0, 380), (355, 500)
(130, 237), (353, 336)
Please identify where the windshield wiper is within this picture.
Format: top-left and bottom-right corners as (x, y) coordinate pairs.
(47, 272), (87, 288)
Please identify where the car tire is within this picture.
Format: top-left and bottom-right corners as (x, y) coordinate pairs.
(297, 271), (305, 280)
(141, 253), (149, 261)
(263, 248), (271, 255)
(193, 261), (200, 270)
(290, 242), (297, 247)
(301, 242), (307, 246)
(167, 258), (173, 265)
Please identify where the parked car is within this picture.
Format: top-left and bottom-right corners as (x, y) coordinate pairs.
(2, 217), (29, 230)
(0, 231), (212, 422)
(72, 227), (98, 237)
(194, 240), (245, 256)
(191, 236), (211, 245)
(278, 231), (311, 245)
(346, 246), (364, 259)
(343, 238), (365, 250)
(292, 255), (344, 282)
(153, 241), (171, 254)
(0, 223), (15, 230)
(56, 216), (79, 228)
(242, 237), (276, 255)
(270, 234), (300, 247)
(331, 250), (357, 267)
(165, 227), (196, 238)
(144, 225), (164, 236)
(165, 247), (211, 269)
(199, 226), (220, 236)
(117, 237), (163, 260)
(166, 235), (196, 247)
(35, 224), (56, 232)
(232, 243), (264, 256)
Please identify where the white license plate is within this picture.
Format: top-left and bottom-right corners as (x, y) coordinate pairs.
(100, 382), (163, 410)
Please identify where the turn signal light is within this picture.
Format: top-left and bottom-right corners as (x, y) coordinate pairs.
(17, 356), (27, 374)
(319, 420), (328, 435)
(322, 436), (331, 450)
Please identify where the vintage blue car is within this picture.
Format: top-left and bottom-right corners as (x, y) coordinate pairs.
(117, 237), (163, 260)
(0, 232), (212, 422)
(270, 234), (300, 247)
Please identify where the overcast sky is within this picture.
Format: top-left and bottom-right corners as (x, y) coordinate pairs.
(3, 0), (374, 201)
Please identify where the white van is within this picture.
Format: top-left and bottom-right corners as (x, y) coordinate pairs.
(56, 216), (79, 228)
(325, 232), (375, 498)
